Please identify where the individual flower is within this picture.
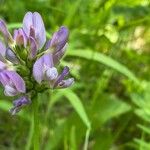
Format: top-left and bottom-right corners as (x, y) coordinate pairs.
(23, 12), (46, 49)
(0, 40), (16, 70)
(53, 66), (74, 89)
(0, 70), (26, 96)
(33, 53), (58, 83)
(45, 26), (69, 64)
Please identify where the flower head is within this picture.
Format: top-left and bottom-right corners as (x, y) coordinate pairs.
(0, 11), (74, 115)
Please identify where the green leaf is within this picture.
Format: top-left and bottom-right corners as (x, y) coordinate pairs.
(137, 124), (150, 135)
(67, 49), (139, 84)
(92, 94), (131, 124)
(58, 89), (91, 128)
(134, 138), (150, 149)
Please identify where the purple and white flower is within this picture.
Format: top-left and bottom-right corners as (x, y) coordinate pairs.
(0, 11), (74, 115)
(23, 12), (46, 50)
(0, 70), (26, 96)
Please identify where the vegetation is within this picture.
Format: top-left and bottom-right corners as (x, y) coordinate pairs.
(0, 0), (150, 149)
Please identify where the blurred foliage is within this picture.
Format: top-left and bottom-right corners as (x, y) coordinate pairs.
(0, 0), (150, 149)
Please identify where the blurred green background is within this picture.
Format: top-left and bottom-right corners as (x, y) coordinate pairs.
(0, 0), (150, 149)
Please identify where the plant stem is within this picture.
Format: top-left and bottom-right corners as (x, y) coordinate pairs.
(83, 127), (91, 150)
(33, 96), (40, 150)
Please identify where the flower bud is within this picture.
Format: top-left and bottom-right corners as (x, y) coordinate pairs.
(10, 96), (31, 115)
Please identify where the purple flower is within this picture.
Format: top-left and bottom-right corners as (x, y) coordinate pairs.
(45, 26), (69, 64)
(23, 12), (46, 49)
(13, 28), (28, 47)
(33, 53), (58, 83)
(53, 66), (74, 89)
(9, 96), (31, 115)
(46, 26), (69, 51)
(0, 70), (26, 96)
(33, 55), (74, 88)
(0, 11), (74, 115)
(0, 19), (13, 43)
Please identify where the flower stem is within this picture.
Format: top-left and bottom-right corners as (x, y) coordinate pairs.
(33, 96), (40, 150)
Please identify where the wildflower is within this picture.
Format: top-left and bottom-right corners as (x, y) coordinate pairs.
(0, 12), (74, 115)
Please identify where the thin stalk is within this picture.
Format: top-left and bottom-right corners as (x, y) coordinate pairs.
(83, 127), (91, 150)
(32, 96), (40, 150)
(25, 115), (34, 150)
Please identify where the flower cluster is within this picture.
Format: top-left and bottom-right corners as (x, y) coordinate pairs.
(0, 12), (74, 115)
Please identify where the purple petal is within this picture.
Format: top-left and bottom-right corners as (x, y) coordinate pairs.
(33, 56), (43, 83)
(43, 53), (54, 68)
(5, 48), (18, 64)
(29, 37), (38, 59)
(0, 71), (10, 86)
(8, 71), (26, 93)
(22, 12), (33, 37)
(32, 12), (46, 49)
(0, 19), (13, 42)
(0, 40), (6, 56)
(0, 61), (6, 70)
(45, 39), (51, 50)
(53, 43), (68, 65)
